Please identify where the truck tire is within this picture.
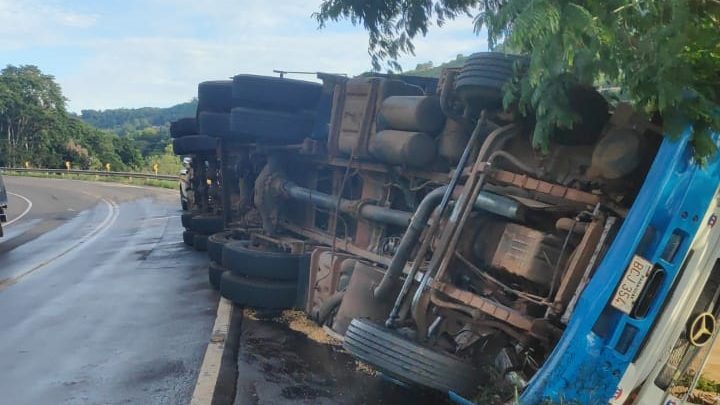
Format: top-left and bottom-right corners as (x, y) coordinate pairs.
(231, 74), (322, 111)
(193, 233), (208, 251)
(208, 261), (227, 290)
(207, 231), (238, 263)
(173, 135), (218, 155)
(221, 240), (305, 280)
(343, 318), (480, 397)
(198, 112), (231, 139)
(463, 52), (525, 67)
(183, 230), (195, 246)
(189, 215), (224, 235)
(455, 52), (526, 108)
(181, 213), (194, 228)
(170, 118), (197, 138)
(230, 107), (314, 144)
(198, 80), (233, 113)
(455, 67), (514, 81)
(219, 272), (297, 309)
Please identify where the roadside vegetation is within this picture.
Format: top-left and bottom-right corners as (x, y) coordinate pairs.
(680, 374), (720, 394)
(0, 65), (189, 175)
(79, 100), (197, 160)
(316, 0), (720, 160)
(2, 171), (177, 190)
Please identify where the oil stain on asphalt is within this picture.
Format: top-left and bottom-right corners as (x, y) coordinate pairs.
(234, 310), (450, 405)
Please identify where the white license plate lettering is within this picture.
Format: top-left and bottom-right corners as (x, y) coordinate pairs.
(611, 255), (653, 314)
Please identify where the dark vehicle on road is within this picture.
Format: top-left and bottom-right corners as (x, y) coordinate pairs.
(0, 172), (7, 237)
(174, 53), (720, 404)
(179, 157), (193, 211)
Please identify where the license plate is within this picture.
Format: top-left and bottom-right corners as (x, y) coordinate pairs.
(611, 255), (654, 314)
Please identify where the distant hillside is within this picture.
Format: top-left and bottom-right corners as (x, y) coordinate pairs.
(79, 99), (198, 136)
(77, 99), (198, 160)
(403, 54), (468, 77)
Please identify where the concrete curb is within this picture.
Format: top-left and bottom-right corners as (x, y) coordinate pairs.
(191, 297), (233, 405)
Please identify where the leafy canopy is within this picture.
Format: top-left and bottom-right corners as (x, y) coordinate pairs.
(315, 0), (720, 159)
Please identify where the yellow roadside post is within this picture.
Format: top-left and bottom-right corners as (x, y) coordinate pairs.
(24, 161), (29, 169)
(105, 163), (111, 172)
(153, 163), (159, 177)
(65, 161), (71, 175)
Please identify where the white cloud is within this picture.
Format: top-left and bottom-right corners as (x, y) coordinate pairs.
(56, 10), (98, 28)
(4, 0), (485, 111)
(147, 0), (322, 33)
(0, 0), (97, 48)
(62, 32), (372, 111)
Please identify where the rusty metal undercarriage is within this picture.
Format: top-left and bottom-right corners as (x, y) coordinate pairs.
(212, 67), (661, 400)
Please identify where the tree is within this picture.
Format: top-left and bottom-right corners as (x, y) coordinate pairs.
(414, 61), (434, 71)
(0, 65), (66, 166)
(79, 99), (198, 135)
(145, 143), (183, 175)
(0, 64), (151, 170)
(315, 1), (476, 71)
(114, 136), (143, 168)
(126, 126), (171, 157)
(315, 0), (720, 159)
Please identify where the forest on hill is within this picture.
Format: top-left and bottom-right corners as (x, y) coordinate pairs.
(78, 100), (197, 158)
(79, 100), (197, 135)
(0, 65), (192, 174)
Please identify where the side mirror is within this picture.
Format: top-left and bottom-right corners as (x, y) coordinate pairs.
(179, 168), (188, 176)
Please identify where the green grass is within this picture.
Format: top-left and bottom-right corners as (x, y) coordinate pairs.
(677, 373), (720, 394)
(695, 375), (720, 393)
(3, 171), (178, 190)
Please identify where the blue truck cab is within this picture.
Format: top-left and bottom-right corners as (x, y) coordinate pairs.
(521, 129), (720, 404)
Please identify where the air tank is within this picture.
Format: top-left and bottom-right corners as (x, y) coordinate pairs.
(369, 130), (437, 167)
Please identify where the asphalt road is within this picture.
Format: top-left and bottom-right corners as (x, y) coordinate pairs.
(0, 176), (217, 405)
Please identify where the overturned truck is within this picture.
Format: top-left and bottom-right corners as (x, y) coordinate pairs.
(172, 53), (720, 404)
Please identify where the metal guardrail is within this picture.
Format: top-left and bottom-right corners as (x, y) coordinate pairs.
(0, 167), (179, 181)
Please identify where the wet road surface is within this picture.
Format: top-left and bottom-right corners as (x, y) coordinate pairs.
(0, 176), (452, 405)
(0, 176), (217, 405)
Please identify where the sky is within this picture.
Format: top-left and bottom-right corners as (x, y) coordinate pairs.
(0, 0), (487, 112)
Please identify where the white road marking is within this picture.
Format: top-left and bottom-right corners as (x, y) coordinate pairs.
(190, 298), (233, 405)
(145, 215), (180, 222)
(5, 192), (33, 226)
(0, 198), (120, 291)
(79, 180), (178, 195)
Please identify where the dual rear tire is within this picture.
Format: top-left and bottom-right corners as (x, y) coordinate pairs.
(216, 239), (308, 309)
(219, 272), (297, 310)
(181, 214), (224, 253)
